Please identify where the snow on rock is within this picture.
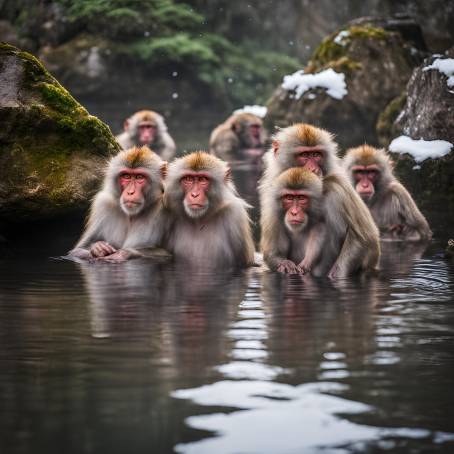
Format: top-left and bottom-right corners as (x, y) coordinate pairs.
(389, 135), (453, 162)
(281, 69), (347, 100)
(233, 105), (267, 118)
(334, 30), (350, 46)
(423, 57), (454, 88)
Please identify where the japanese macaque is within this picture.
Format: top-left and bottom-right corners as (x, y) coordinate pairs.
(260, 123), (380, 278)
(343, 145), (432, 241)
(209, 112), (268, 162)
(69, 146), (169, 262)
(163, 151), (255, 268)
(116, 110), (176, 161)
(261, 167), (326, 275)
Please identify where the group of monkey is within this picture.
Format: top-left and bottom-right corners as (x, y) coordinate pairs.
(69, 109), (432, 278)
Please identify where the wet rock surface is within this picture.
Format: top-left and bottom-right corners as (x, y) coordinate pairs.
(0, 43), (119, 227)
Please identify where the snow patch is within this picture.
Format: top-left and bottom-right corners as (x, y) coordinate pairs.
(334, 30), (350, 46)
(233, 105), (267, 118)
(389, 135), (453, 162)
(423, 57), (454, 87)
(281, 69), (347, 100)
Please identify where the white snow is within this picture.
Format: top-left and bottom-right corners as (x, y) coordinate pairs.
(281, 68), (347, 100)
(423, 57), (454, 87)
(334, 30), (350, 46)
(389, 135), (453, 162)
(233, 105), (267, 118)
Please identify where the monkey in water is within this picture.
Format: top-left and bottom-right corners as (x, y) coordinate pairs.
(116, 110), (176, 161)
(209, 112), (268, 163)
(260, 123), (380, 278)
(163, 151), (255, 269)
(343, 144), (432, 241)
(261, 167), (328, 275)
(69, 146), (169, 262)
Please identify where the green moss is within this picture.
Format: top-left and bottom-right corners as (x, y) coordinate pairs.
(37, 82), (86, 115)
(308, 25), (388, 73)
(376, 92), (407, 146)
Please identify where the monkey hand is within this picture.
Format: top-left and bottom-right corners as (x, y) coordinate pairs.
(277, 259), (299, 274)
(328, 263), (340, 279)
(388, 224), (405, 235)
(297, 259), (312, 275)
(90, 241), (117, 258)
(96, 249), (132, 263)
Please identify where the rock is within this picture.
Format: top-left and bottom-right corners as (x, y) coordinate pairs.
(381, 47), (454, 208)
(265, 20), (423, 150)
(0, 43), (119, 226)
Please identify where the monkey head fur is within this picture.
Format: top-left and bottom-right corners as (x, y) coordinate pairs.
(265, 123), (340, 177)
(164, 151), (237, 220)
(104, 146), (166, 216)
(343, 145), (394, 201)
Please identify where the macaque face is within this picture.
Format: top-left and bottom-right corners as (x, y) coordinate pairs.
(248, 123), (262, 146)
(118, 168), (149, 216)
(181, 172), (211, 219)
(138, 121), (156, 146)
(294, 146), (324, 176)
(352, 165), (379, 200)
(281, 190), (310, 233)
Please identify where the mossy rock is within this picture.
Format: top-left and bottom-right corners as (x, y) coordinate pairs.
(265, 19), (422, 150)
(376, 92), (407, 146)
(0, 42), (120, 225)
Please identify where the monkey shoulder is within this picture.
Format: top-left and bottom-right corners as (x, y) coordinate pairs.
(115, 132), (131, 150)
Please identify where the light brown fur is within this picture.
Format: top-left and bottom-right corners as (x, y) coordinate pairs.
(260, 123), (380, 278)
(343, 145), (432, 241)
(164, 151), (255, 269)
(116, 110), (176, 161)
(69, 146), (169, 261)
(209, 112), (268, 162)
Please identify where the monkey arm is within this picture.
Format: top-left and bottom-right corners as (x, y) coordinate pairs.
(159, 133), (176, 161)
(324, 175), (380, 277)
(298, 224), (325, 273)
(210, 130), (240, 161)
(390, 181), (432, 240)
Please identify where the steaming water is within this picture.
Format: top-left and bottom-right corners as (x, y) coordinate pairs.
(1, 164), (454, 454)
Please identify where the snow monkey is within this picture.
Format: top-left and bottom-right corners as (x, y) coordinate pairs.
(69, 146), (169, 262)
(260, 123), (380, 278)
(261, 167), (327, 275)
(116, 110), (176, 161)
(209, 112), (268, 162)
(163, 151), (255, 268)
(343, 145), (432, 241)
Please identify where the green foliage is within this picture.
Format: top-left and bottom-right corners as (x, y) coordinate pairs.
(57, 0), (202, 38)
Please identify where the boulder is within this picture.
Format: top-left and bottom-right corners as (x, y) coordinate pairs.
(265, 19), (423, 150)
(0, 43), (119, 227)
(383, 47), (454, 208)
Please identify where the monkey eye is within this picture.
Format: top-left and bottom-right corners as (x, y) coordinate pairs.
(312, 152), (323, 159)
(120, 173), (132, 180)
(181, 175), (195, 184)
(197, 176), (210, 185)
(297, 195), (308, 201)
(135, 174), (146, 181)
(283, 194), (294, 202)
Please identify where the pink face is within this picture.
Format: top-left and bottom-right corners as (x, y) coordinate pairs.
(119, 168), (149, 214)
(352, 165), (379, 200)
(249, 123), (262, 146)
(281, 190), (310, 230)
(181, 172), (211, 218)
(294, 146), (324, 176)
(138, 122), (156, 145)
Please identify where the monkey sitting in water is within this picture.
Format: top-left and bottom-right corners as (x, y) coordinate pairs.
(116, 110), (176, 161)
(69, 146), (170, 262)
(343, 145), (432, 241)
(209, 112), (268, 163)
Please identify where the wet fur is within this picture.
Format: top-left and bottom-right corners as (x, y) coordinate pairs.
(259, 123), (380, 277)
(164, 151), (255, 268)
(343, 145), (432, 241)
(69, 146), (169, 259)
(116, 110), (176, 161)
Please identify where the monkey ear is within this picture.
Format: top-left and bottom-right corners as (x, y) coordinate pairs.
(160, 162), (168, 179)
(123, 119), (130, 132)
(272, 140), (280, 156)
(225, 167), (232, 182)
(231, 122), (240, 133)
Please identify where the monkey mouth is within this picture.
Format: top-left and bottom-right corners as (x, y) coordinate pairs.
(189, 203), (205, 209)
